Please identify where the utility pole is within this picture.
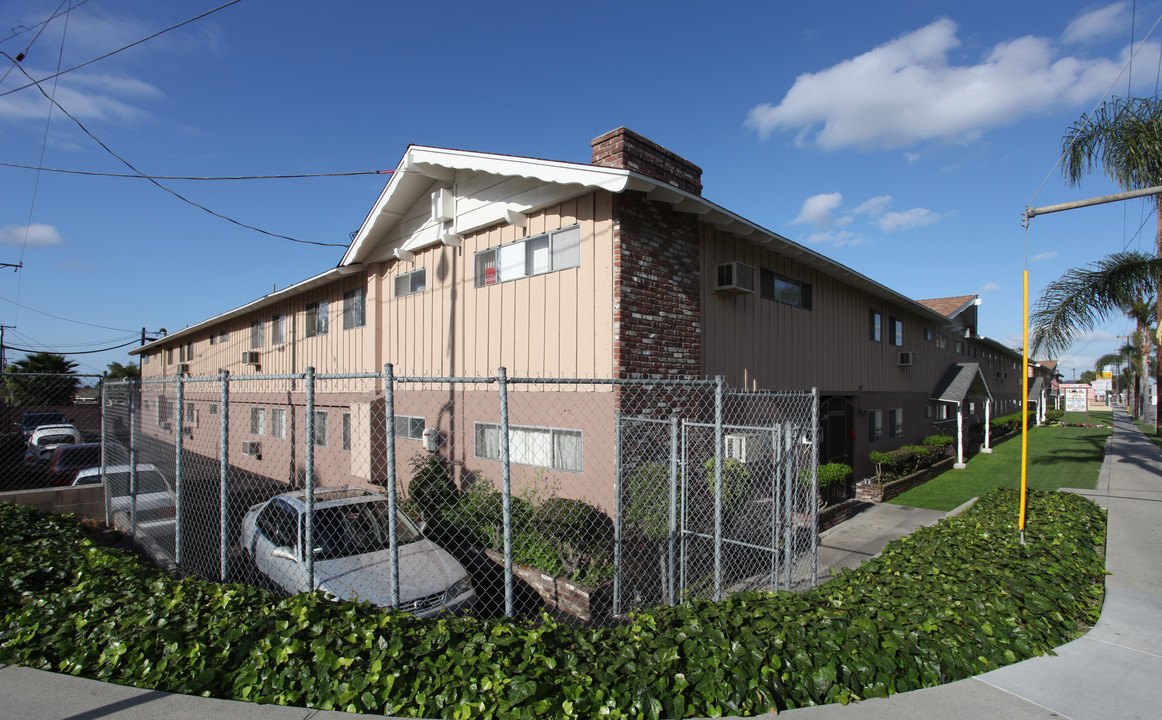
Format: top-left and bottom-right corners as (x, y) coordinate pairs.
(0, 324), (13, 371)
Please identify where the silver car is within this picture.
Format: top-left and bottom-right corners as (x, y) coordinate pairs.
(240, 487), (474, 617)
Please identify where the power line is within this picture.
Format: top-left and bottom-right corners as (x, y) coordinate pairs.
(0, 0), (91, 45)
(0, 0), (70, 89)
(4, 337), (141, 354)
(0, 161), (392, 180)
(7, 327), (140, 349)
(2, 55), (349, 248)
(0, 0), (243, 99)
(0, 294), (137, 331)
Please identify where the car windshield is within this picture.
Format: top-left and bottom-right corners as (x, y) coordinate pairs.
(58, 446), (100, 468)
(37, 434), (74, 446)
(307, 500), (421, 560)
(23, 412), (67, 430)
(105, 471), (169, 496)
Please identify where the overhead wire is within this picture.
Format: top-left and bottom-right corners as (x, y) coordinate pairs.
(0, 0), (90, 44)
(4, 337), (141, 354)
(0, 0), (69, 89)
(0, 161), (392, 180)
(0, 0), (243, 99)
(6, 327), (138, 350)
(2, 54), (349, 248)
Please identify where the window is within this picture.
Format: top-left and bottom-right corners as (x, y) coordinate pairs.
(868, 410), (883, 441)
(474, 225), (581, 287)
(342, 412), (351, 451)
(955, 341), (964, 354)
(889, 408), (903, 438)
(759, 268), (813, 309)
(925, 328), (933, 341)
(889, 317), (903, 347)
(179, 341), (193, 363)
(184, 402), (196, 424)
(250, 407), (266, 435)
(143, 354), (150, 365)
(394, 415), (426, 440)
(924, 405), (932, 419)
(475, 422), (582, 472)
(209, 403), (218, 415)
(343, 288), (367, 328)
(250, 320), (264, 349)
(271, 314), (286, 344)
(313, 410), (328, 447)
(270, 408), (286, 439)
(217, 331), (229, 344)
(167, 348), (174, 364)
(394, 270), (426, 298)
(305, 300), (329, 338)
(869, 310), (882, 342)
(936, 333), (949, 350)
(969, 345), (977, 358)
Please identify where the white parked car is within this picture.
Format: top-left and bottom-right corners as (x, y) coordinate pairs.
(75, 463), (176, 533)
(23, 423), (81, 467)
(241, 487), (475, 617)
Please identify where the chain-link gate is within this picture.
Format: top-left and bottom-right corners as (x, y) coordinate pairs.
(6, 369), (820, 623)
(616, 389), (818, 615)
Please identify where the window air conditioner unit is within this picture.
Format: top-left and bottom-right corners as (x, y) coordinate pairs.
(996, 371), (1004, 380)
(242, 351), (261, 366)
(715, 262), (755, 294)
(177, 363), (190, 375)
(898, 352), (915, 367)
(723, 432), (771, 464)
(241, 441), (261, 458)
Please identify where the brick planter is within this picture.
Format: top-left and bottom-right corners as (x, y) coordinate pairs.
(484, 549), (612, 622)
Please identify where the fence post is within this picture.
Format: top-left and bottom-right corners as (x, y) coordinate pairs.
(668, 415), (679, 606)
(219, 369), (230, 582)
(305, 366), (316, 594)
(175, 375), (185, 567)
(782, 423), (794, 591)
(100, 377), (110, 528)
(129, 380), (139, 538)
(382, 363), (400, 610)
(770, 423), (780, 593)
(809, 387), (819, 588)
(713, 375), (724, 602)
(613, 411), (623, 616)
(498, 366), (513, 618)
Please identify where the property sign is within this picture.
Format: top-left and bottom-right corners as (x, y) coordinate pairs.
(1065, 387), (1088, 412)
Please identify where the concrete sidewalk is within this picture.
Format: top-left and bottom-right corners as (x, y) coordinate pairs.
(1, 410), (1157, 719)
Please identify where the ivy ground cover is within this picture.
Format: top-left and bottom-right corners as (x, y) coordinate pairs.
(1, 488), (1105, 719)
(890, 424), (1112, 511)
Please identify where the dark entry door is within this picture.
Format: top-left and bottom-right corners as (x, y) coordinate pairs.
(819, 396), (853, 466)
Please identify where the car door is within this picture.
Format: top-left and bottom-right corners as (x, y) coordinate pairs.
(252, 500), (305, 594)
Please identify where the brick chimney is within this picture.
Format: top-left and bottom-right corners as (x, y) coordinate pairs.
(590, 127), (702, 196)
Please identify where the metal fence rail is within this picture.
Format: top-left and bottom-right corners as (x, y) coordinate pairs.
(2, 369), (820, 622)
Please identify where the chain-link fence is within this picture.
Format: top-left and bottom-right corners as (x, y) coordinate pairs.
(4, 368), (819, 623)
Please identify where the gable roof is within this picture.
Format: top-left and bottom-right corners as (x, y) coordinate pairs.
(917, 295), (979, 319)
(931, 362), (994, 403)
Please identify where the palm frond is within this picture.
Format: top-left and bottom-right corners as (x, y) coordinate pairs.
(1061, 96), (1162, 190)
(1030, 251), (1161, 355)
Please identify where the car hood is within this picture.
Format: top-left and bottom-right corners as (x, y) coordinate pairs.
(314, 539), (465, 606)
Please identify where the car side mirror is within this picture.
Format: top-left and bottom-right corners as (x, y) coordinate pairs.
(272, 547), (297, 561)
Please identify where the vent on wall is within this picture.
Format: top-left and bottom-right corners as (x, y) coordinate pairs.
(241, 441), (261, 458)
(898, 352), (915, 367)
(715, 262), (755, 294)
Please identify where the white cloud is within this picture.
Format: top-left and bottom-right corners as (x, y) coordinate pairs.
(979, 282), (1000, 293)
(806, 230), (865, 247)
(904, 152), (921, 163)
(744, 18), (1128, 150)
(1032, 250), (1059, 262)
(874, 208), (940, 232)
(793, 192), (844, 228)
(1064, 3), (1128, 44)
(0, 224), (64, 246)
(853, 195), (892, 216)
(0, 69), (163, 125)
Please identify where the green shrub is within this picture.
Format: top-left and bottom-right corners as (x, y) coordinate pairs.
(534, 497), (614, 583)
(703, 456), (752, 512)
(922, 434), (953, 449)
(1045, 409), (1064, 423)
(0, 489), (1106, 716)
(816, 462), (853, 488)
(406, 451), (458, 521)
(869, 450), (895, 480)
(623, 461), (677, 539)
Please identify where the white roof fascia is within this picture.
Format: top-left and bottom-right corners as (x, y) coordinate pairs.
(129, 265), (361, 355)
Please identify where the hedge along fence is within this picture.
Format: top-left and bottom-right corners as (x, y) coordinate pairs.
(1, 487), (1104, 718)
(868, 435), (954, 483)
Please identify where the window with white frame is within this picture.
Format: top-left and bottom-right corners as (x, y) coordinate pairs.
(868, 410), (883, 441)
(250, 407), (266, 435)
(342, 412), (351, 451)
(474, 422), (582, 472)
(394, 415), (425, 440)
(271, 314), (286, 344)
(474, 225), (581, 287)
(250, 320), (264, 349)
(270, 408), (286, 439)
(305, 300), (328, 338)
(394, 270), (426, 298)
(343, 288), (367, 328)
(143, 353), (150, 365)
(313, 410), (328, 446)
(889, 408), (903, 438)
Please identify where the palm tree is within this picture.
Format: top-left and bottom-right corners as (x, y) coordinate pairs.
(3, 352), (81, 407)
(1047, 96), (1162, 431)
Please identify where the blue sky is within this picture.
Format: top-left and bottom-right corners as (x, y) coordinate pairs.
(1, 0), (1159, 381)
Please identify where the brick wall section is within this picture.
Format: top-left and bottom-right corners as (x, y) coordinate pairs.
(591, 127), (703, 196)
(611, 192), (703, 380)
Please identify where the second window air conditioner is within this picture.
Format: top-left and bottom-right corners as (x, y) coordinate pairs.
(715, 262), (755, 294)
(241, 441), (262, 458)
(898, 352), (916, 367)
(242, 351), (261, 366)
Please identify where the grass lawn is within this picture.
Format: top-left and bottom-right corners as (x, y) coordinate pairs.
(1065, 410), (1114, 426)
(1134, 419), (1162, 452)
(889, 424), (1112, 511)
